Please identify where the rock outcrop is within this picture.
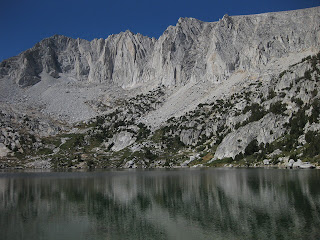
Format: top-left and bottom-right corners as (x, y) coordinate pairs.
(109, 131), (136, 152)
(0, 143), (10, 157)
(214, 114), (286, 159)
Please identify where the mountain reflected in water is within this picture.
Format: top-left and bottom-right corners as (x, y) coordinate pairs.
(1, 169), (320, 240)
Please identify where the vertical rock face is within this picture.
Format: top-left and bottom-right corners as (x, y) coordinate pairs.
(87, 31), (155, 87)
(0, 33), (156, 88)
(149, 17), (207, 86)
(0, 7), (320, 88)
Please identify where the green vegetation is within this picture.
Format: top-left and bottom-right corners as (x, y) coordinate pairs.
(244, 139), (259, 156)
(268, 89), (276, 99)
(136, 123), (151, 141)
(37, 148), (53, 155)
(287, 108), (308, 137)
(309, 98), (320, 123)
(243, 103), (266, 121)
(269, 101), (287, 115)
(60, 134), (85, 150)
(207, 157), (233, 167)
(304, 131), (320, 157)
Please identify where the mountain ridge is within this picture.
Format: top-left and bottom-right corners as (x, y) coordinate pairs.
(1, 6), (319, 89)
(0, 7), (320, 169)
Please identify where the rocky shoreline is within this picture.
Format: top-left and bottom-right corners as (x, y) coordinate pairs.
(1, 155), (319, 170)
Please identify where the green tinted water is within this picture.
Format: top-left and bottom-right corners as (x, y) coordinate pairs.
(1, 168), (320, 240)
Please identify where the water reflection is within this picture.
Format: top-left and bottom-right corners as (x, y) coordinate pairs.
(1, 169), (320, 240)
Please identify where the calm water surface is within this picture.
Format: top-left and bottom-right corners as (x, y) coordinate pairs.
(1, 168), (320, 240)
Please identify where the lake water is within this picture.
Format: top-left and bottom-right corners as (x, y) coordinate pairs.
(1, 168), (320, 240)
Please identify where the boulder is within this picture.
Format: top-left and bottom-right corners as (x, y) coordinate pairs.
(0, 143), (10, 157)
(110, 131), (136, 152)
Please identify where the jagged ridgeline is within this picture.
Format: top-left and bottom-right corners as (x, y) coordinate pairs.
(0, 7), (320, 168)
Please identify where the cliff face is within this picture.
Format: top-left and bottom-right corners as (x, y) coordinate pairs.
(1, 7), (319, 88)
(0, 32), (155, 88)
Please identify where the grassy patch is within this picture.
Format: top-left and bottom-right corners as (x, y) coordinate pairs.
(41, 136), (61, 147)
(60, 134), (85, 150)
(110, 148), (132, 167)
(206, 157), (233, 167)
(151, 129), (164, 143)
(37, 148), (53, 155)
(189, 152), (213, 166)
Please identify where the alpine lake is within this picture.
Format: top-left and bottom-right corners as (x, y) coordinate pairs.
(1, 168), (320, 240)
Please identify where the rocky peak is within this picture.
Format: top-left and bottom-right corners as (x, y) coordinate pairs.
(1, 7), (320, 89)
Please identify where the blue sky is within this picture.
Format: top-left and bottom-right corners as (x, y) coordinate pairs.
(0, 0), (319, 61)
